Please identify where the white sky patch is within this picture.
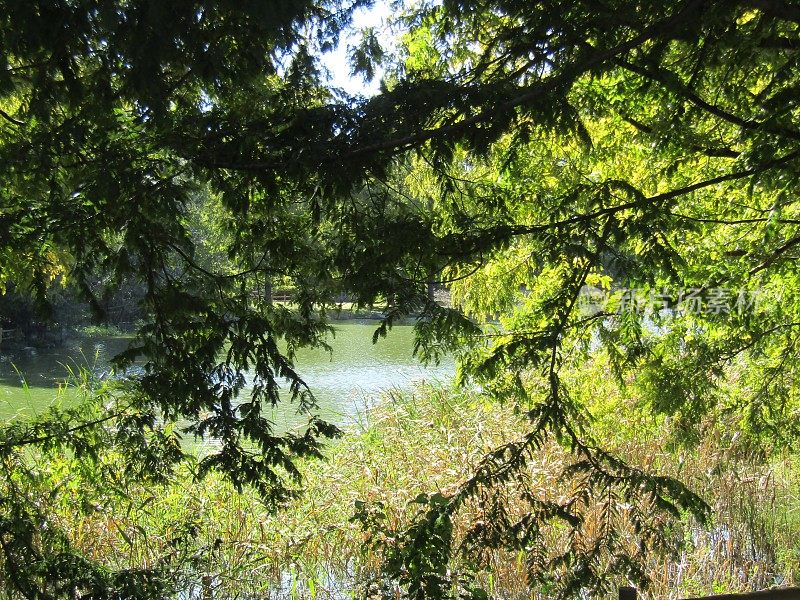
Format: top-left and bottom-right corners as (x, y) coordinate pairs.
(321, 2), (395, 97)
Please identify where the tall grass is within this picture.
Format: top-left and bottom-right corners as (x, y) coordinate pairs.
(14, 382), (800, 599)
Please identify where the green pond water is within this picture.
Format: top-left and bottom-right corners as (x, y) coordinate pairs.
(0, 321), (454, 430)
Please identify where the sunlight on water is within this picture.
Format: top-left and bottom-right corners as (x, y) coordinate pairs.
(0, 321), (454, 432)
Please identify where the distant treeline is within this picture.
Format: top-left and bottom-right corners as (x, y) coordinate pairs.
(0, 278), (144, 346)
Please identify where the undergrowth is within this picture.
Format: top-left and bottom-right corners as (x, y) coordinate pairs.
(6, 381), (800, 599)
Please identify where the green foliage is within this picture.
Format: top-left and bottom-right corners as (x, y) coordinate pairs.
(349, 26), (386, 83)
(2, 0), (800, 597)
(0, 371), (189, 597)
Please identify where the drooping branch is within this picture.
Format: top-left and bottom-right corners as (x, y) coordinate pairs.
(613, 57), (800, 143)
(193, 0), (709, 173)
(0, 108), (24, 126)
(618, 113), (741, 158)
(435, 148), (800, 257)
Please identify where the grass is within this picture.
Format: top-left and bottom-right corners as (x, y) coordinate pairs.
(8, 381), (800, 599)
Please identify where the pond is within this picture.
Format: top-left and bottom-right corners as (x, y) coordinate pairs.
(0, 321), (454, 431)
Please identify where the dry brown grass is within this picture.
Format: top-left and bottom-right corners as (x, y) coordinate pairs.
(28, 381), (800, 599)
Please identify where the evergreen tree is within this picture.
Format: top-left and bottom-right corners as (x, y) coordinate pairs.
(1, 0), (799, 596)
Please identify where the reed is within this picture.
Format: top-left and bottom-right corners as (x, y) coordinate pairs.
(15, 382), (800, 599)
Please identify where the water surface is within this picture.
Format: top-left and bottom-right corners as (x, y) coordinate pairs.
(0, 322), (454, 429)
